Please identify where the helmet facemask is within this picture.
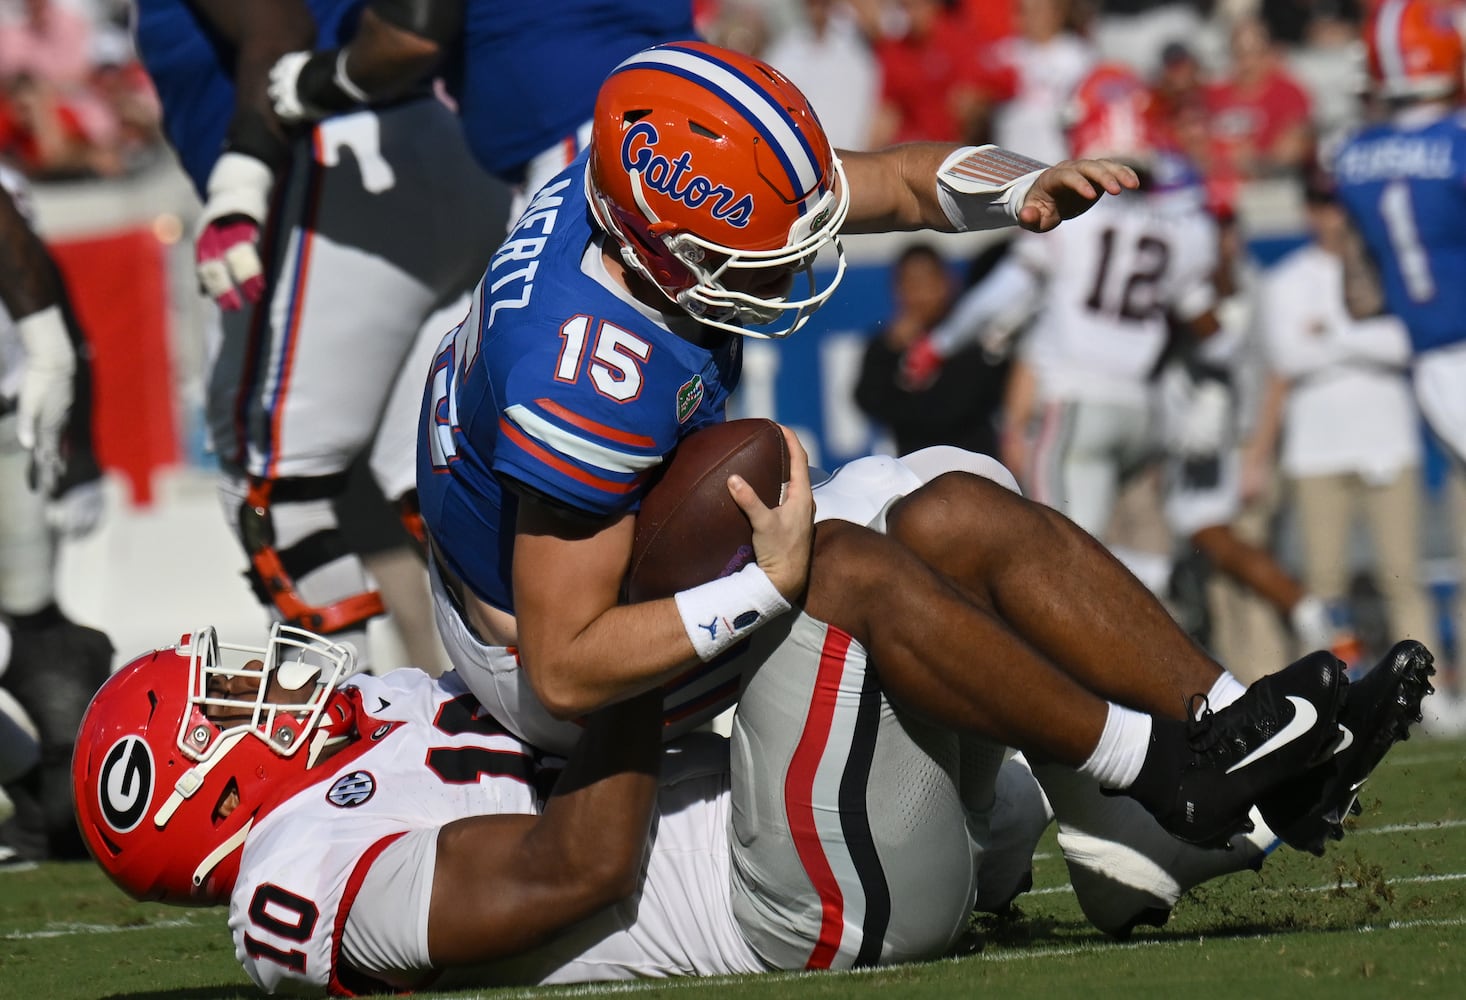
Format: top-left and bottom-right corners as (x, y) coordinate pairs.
(179, 623), (359, 768)
(585, 39), (852, 342)
(592, 154), (850, 340)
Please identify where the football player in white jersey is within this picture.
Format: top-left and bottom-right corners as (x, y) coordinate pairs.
(70, 583), (1089, 988)
(0, 167), (115, 863)
(915, 63), (1221, 540)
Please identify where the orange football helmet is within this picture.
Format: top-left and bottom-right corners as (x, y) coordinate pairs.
(586, 40), (849, 339)
(71, 625), (360, 905)
(1368, 0), (1465, 100)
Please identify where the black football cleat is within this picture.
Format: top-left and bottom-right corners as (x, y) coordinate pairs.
(1257, 640), (1435, 856)
(1132, 650), (1346, 848)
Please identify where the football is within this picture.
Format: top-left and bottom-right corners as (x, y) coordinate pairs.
(625, 419), (789, 603)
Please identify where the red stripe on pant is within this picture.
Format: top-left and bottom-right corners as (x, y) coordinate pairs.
(783, 626), (854, 969)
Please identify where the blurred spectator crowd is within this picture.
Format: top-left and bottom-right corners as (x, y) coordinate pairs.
(707, 0), (1373, 217)
(0, 0), (162, 180)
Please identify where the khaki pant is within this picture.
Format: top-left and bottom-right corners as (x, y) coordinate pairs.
(1290, 467), (1438, 652)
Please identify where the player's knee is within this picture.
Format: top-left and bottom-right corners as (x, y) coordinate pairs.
(886, 472), (1014, 548)
(806, 521), (888, 624)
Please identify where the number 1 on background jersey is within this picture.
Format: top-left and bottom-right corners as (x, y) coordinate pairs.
(1379, 180), (1436, 303)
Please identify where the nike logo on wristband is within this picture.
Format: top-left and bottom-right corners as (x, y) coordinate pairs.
(699, 619), (719, 640)
(1225, 696), (1319, 774)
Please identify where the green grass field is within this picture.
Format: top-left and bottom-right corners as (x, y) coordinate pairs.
(4, 738), (1465, 1000)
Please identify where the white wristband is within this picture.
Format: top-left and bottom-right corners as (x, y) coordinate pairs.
(936, 145), (1048, 232)
(201, 151), (273, 227)
(674, 563), (791, 662)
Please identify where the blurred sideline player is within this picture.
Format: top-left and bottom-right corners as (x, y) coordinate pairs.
(1333, 0), (1466, 724)
(1153, 352), (1352, 665)
(916, 64), (1221, 542)
(134, 1), (500, 666)
(414, 39), (1428, 920)
(263, 0), (697, 222)
(0, 167), (113, 862)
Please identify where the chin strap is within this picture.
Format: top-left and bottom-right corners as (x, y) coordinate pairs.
(239, 477), (385, 635)
(193, 819), (253, 889)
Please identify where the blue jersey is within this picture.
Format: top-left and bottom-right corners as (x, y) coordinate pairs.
(416, 153), (741, 611)
(133, 0), (365, 196)
(1333, 109), (1466, 353)
(446, 0), (695, 181)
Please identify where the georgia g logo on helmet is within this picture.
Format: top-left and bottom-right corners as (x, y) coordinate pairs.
(97, 735), (155, 833)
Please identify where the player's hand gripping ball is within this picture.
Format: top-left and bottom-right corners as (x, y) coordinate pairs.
(626, 419), (789, 603)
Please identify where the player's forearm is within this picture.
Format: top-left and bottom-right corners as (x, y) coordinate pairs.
(277, 1), (456, 120)
(340, 8), (444, 99)
(0, 192), (62, 318)
(518, 599), (700, 720)
(536, 691), (661, 889)
(1339, 315), (1412, 367)
(190, 0), (315, 169)
(840, 143), (960, 234)
(929, 257), (1038, 357)
(427, 693), (661, 965)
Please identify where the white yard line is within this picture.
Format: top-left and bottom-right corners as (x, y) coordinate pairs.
(2, 916), (210, 941)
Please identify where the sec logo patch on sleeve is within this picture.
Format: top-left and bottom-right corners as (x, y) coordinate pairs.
(325, 770), (376, 808)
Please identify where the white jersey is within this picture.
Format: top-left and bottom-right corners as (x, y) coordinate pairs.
(1019, 188), (1218, 407)
(229, 670), (761, 995)
(1258, 243), (1420, 484)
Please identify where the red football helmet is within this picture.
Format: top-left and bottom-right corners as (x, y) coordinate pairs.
(1368, 0), (1465, 100)
(586, 40), (849, 339)
(1065, 63), (1159, 162)
(71, 624), (359, 905)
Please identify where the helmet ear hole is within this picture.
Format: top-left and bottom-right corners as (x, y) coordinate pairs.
(211, 777), (240, 824)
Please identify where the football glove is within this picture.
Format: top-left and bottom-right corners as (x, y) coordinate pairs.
(195, 152), (272, 311)
(15, 305), (75, 496)
(268, 49), (368, 125)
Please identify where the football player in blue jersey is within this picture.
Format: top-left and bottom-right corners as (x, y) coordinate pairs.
(415, 40), (1434, 858)
(264, 0), (697, 218)
(134, 1), (500, 664)
(1335, 0), (1466, 467)
(1333, 0), (1466, 728)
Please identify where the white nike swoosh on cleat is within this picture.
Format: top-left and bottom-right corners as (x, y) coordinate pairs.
(1225, 696), (1319, 775)
(1333, 724), (1353, 755)
(1348, 778), (1368, 793)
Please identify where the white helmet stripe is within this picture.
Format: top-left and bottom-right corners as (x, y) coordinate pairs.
(1377, 0), (1410, 90)
(613, 47), (822, 202)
